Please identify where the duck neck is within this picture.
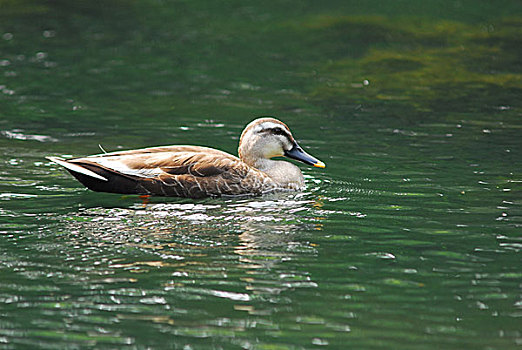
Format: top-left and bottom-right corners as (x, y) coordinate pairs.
(251, 158), (305, 189)
(250, 157), (277, 173)
(239, 144), (304, 189)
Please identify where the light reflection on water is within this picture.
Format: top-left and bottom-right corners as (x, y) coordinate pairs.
(56, 193), (325, 272)
(2, 194), (329, 348)
(1, 165), (521, 348)
(1, 110), (521, 349)
(1, 0), (521, 348)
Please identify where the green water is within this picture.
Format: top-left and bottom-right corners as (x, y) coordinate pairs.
(1, 1), (521, 349)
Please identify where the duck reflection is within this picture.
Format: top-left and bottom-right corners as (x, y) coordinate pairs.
(58, 191), (324, 281)
(53, 191), (328, 324)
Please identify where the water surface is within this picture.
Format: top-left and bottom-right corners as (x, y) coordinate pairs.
(1, 1), (521, 349)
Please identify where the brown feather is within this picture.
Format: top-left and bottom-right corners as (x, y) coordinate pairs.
(47, 117), (322, 198)
(60, 145), (276, 197)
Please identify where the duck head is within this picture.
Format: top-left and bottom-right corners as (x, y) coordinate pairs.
(238, 117), (325, 169)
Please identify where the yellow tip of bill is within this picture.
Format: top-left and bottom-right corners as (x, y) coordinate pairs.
(314, 161), (326, 168)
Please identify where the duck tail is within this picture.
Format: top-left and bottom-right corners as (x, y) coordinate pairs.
(46, 156), (108, 181)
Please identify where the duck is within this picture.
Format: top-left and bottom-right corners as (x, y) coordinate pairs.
(46, 117), (325, 198)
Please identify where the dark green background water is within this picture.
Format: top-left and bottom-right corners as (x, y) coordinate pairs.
(1, 1), (521, 349)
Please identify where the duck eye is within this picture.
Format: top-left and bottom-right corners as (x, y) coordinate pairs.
(271, 128), (287, 136)
(260, 127), (287, 137)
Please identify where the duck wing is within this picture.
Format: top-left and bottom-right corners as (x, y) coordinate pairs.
(48, 146), (275, 198)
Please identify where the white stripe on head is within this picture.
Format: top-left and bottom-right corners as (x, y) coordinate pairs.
(239, 117), (296, 162)
(254, 121), (288, 133)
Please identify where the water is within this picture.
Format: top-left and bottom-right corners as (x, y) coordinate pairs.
(1, 1), (521, 349)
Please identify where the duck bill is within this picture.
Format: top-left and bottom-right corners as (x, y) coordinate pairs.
(284, 143), (325, 168)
